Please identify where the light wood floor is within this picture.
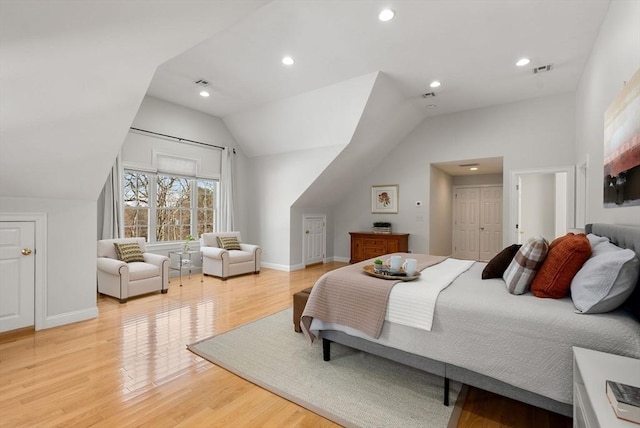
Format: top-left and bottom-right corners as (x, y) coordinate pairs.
(0, 262), (572, 427)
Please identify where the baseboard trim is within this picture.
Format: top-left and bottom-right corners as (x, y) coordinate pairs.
(42, 306), (98, 330)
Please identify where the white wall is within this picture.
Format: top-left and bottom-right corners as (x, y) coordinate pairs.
(520, 173), (556, 242)
(575, 0), (640, 227)
(332, 93), (576, 259)
(240, 73), (380, 268)
(0, 197), (98, 328)
(429, 167), (453, 256)
(251, 145), (344, 269)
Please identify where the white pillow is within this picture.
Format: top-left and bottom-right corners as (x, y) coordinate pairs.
(586, 233), (609, 249)
(570, 242), (639, 314)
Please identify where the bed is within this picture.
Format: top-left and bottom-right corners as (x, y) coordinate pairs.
(301, 223), (640, 417)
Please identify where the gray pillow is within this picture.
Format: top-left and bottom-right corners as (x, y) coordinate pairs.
(570, 241), (640, 314)
(503, 236), (549, 295)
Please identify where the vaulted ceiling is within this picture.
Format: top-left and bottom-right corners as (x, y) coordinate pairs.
(0, 0), (610, 201)
(148, 0), (610, 157)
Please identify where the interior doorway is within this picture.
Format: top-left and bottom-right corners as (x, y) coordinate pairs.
(511, 166), (575, 244)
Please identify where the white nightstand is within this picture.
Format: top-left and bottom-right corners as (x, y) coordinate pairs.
(573, 347), (640, 428)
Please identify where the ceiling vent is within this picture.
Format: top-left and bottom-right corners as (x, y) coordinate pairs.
(194, 79), (210, 87)
(533, 64), (553, 74)
(459, 163), (479, 168)
(421, 92), (436, 98)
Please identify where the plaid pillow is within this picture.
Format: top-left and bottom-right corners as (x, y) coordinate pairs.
(216, 236), (242, 250)
(503, 236), (549, 294)
(113, 242), (145, 263)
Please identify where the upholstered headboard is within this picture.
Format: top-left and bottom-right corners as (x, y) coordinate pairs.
(585, 223), (640, 319)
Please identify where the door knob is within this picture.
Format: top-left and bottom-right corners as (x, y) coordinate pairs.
(305, 230), (310, 234)
(22, 248), (32, 256)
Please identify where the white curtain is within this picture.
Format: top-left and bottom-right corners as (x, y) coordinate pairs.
(219, 148), (235, 232)
(97, 154), (123, 239)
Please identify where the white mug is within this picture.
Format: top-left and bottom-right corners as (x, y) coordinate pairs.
(402, 258), (417, 276)
(387, 255), (402, 272)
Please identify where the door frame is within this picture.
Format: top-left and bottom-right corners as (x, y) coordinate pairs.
(0, 212), (47, 330)
(452, 184), (503, 260)
(509, 166), (575, 244)
(302, 214), (326, 266)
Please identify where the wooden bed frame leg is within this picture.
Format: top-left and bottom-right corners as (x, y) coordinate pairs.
(443, 377), (450, 406)
(322, 338), (331, 361)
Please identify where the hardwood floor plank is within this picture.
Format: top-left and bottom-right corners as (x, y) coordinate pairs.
(0, 263), (571, 427)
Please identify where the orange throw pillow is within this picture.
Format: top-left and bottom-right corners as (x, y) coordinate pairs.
(531, 233), (591, 298)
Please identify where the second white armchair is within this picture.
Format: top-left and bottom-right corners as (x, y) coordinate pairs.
(200, 232), (261, 280)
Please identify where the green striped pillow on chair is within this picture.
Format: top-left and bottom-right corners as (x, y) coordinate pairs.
(216, 236), (242, 250)
(114, 242), (145, 263)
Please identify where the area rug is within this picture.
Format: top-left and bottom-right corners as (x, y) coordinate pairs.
(188, 308), (463, 428)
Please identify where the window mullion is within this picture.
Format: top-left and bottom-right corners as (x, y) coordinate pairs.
(149, 173), (158, 243)
(191, 178), (197, 238)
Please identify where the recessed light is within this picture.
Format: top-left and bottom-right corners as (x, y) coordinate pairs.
(282, 56), (294, 66)
(426, 104), (437, 110)
(378, 9), (395, 21)
(470, 167), (479, 171)
(430, 80), (441, 88)
(199, 90), (210, 97)
(516, 58), (531, 67)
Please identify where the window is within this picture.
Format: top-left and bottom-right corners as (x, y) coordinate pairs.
(123, 171), (150, 239)
(124, 170), (217, 242)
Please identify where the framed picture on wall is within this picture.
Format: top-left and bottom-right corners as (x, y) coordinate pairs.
(603, 67), (640, 207)
(371, 185), (398, 214)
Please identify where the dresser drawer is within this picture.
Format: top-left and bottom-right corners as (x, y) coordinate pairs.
(349, 232), (410, 263)
(363, 238), (386, 247)
(364, 248), (385, 259)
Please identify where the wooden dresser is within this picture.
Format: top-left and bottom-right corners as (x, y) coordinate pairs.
(349, 232), (409, 264)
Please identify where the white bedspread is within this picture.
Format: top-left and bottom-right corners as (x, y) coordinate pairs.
(386, 258), (474, 331)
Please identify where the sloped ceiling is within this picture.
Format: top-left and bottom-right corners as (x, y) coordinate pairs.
(223, 72), (380, 158)
(1, 0), (612, 202)
(293, 72), (426, 208)
(148, 0), (610, 160)
(0, 0), (267, 200)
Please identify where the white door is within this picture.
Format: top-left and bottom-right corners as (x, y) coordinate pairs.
(453, 188), (480, 260)
(479, 187), (503, 261)
(0, 222), (35, 332)
(453, 186), (503, 261)
(304, 216), (325, 266)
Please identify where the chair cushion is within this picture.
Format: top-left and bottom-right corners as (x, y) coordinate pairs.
(128, 262), (160, 281)
(217, 236), (242, 250)
(228, 250), (254, 263)
(114, 242), (145, 263)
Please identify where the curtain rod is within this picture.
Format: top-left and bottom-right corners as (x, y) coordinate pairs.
(129, 127), (235, 153)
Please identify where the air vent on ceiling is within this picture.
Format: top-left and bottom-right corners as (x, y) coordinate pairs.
(194, 79), (210, 87)
(459, 163), (479, 168)
(533, 64), (553, 74)
(421, 92), (436, 98)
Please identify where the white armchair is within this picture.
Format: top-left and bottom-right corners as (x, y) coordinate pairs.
(97, 238), (169, 303)
(201, 232), (261, 280)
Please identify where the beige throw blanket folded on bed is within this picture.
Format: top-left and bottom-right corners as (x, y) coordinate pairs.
(301, 253), (447, 342)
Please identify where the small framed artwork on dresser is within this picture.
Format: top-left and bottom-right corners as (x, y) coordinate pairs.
(371, 185), (398, 214)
